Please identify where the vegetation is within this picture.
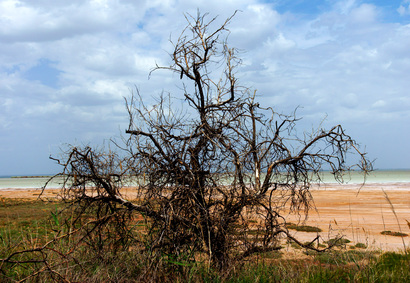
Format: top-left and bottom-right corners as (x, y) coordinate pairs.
(381, 230), (408, 237)
(1, 12), (374, 281)
(326, 237), (351, 247)
(1, 198), (409, 282)
(354, 242), (368, 249)
(286, 222), (323, 232)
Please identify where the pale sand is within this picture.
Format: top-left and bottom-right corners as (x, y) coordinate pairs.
(1, 182), (409, 252)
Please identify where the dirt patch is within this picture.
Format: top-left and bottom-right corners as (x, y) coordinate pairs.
(1, 182), (409, 252)
(287, 183), (410, 252)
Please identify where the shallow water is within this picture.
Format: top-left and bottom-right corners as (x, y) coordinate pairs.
(319, 170), (410, 184)
(0, 176), (64, 189)
(0, 170), (409, 190)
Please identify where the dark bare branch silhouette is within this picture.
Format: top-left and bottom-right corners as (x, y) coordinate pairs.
(1, 11), (372, 280)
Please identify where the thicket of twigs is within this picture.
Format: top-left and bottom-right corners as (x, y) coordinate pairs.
(1, 12), (373, 281)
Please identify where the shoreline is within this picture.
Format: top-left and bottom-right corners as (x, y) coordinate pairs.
(1, 181), (410, 192)
(1, 183), (409, 252)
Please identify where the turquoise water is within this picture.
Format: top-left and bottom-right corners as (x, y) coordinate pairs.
(0, 170), (409, 189)
(0, 176), (63, 189)
(319, 170), (410, 184)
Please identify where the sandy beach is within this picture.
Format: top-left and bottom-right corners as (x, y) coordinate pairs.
(296, 183), (410, 252)
(1, 182), (409, 252)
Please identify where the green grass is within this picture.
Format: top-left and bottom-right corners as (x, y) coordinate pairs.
(310, 249), (377, 265)
(381, 230), (408, 237)
(0, 198), (60, 241)
(286, 222), (323, 233)
(326, 237), (351, 247)
(354, 242), (367, 249)
(1, 198), (409, 282)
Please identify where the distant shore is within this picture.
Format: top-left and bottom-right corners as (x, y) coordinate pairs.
(10, 175), (52, 179)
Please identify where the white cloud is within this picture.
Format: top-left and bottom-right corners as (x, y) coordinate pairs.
(1, 0), (410, 174)
(398, 0), (410, 16)
(229, 4), (281, 49)
(341, 93), (359, 108)
(372, 100), (385, 108)
(350, 4), (378, 24)
(0, 0), (143, 43)
(334, 0), (356, 15)
(265, 33), (295, 52)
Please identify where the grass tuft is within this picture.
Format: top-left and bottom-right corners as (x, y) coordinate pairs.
(286, 223), (322, 233)
(326, 237), (351, 247)
(381, 230), (408, 237)
(354, 242), (367, 249)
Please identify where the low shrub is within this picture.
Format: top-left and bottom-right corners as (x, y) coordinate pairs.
(326, 237), (351, 247)
(355, 242), (367, 249)
(381, 230), (408, 237)
(286, 223), (322, 233)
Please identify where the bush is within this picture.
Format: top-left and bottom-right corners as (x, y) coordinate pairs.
(286, 223), (322, 233)
(381, 230), (408, 237)
(354, 242), (367, 249)
(326, 237), (351, 247)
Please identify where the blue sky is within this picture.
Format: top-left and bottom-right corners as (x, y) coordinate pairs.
(1, 0), (410, 175)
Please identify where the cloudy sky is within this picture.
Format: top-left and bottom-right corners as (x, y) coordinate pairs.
(1, 0), (409, 176)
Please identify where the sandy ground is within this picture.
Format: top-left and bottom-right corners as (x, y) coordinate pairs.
(288, 182), (410, 252)
(1, 182), (409, 252)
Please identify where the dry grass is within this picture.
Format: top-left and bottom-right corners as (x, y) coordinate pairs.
(1, 197), (410, 282)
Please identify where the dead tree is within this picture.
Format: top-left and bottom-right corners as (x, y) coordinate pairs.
(1, 12), (372, 277)
(121, 11), (372, 267)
